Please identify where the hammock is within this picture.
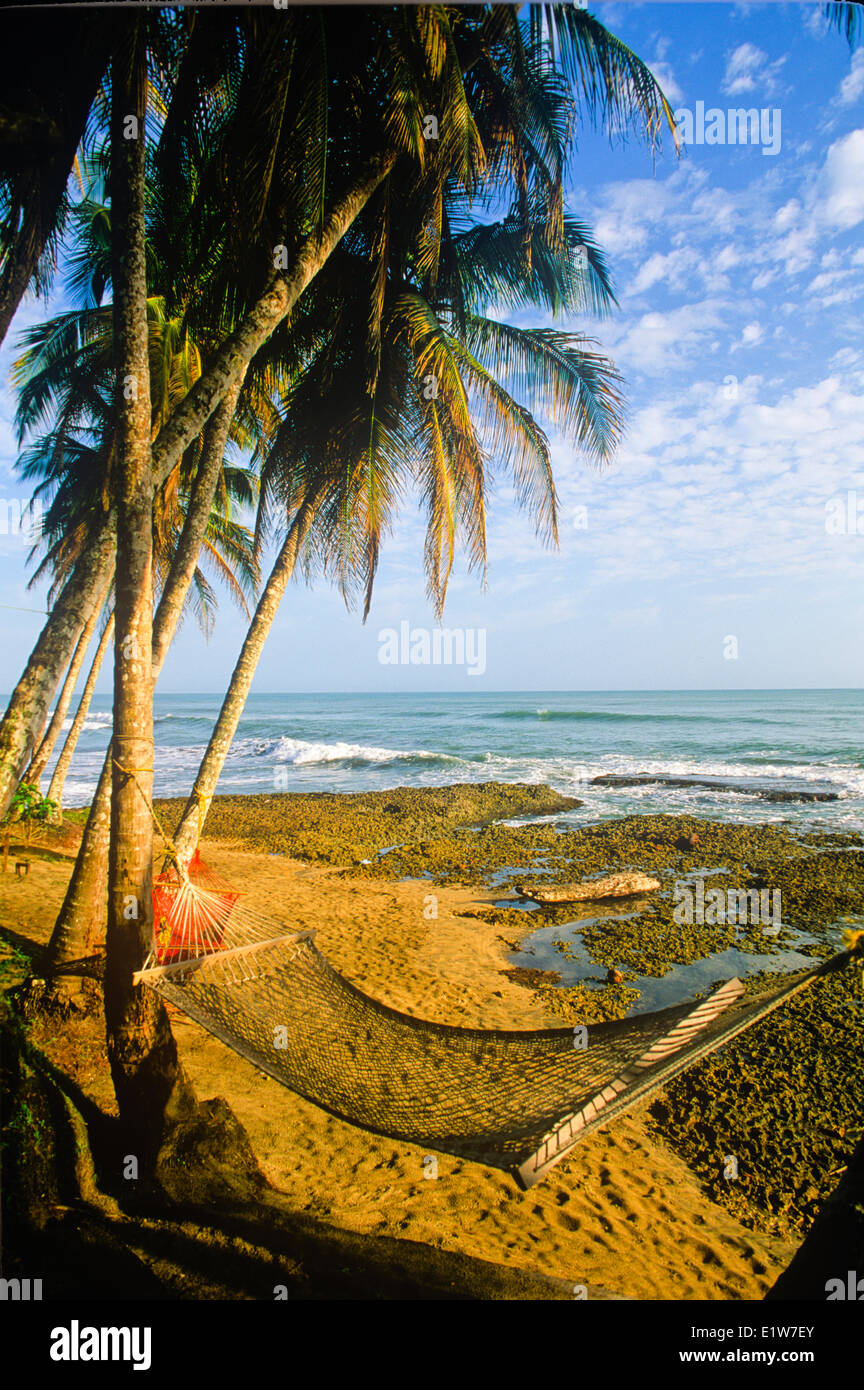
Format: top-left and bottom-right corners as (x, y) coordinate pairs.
(135, 854), (855, 1189)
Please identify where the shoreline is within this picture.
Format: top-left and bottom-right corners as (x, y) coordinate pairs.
(42, 688), (864, 836)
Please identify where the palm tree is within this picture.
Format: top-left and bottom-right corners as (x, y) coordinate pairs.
(0, 4), (677, 822)
(169, 197), (623, 861)
(42, 375), (250, 978)
(11, 144), (263, 975)
(36, 8), (248, 1112)
(25, 577), (112, 789)
(46, 608), (114, 820)
(10, 6), (677, 1163)
(0, 504), (115, 821)
(15, 113), (265, 976)
(165, 2), (666, 856)
(36, 2), (670, 960)
(105, 17), (199, 1147)
(11, 286), (258, 801)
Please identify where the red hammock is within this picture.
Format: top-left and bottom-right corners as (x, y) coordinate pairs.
(152, 850), (241, 965)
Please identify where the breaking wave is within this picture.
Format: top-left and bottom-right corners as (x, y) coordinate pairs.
(257, 736), (463, 768)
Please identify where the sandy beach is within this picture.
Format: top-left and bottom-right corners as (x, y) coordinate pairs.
(2, 792), (822, 1302)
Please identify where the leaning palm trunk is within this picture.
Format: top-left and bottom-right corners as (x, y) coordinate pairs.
(171, 495), (319, 865)
(152, 374), (246, 669)
(46, 610), (115, 820)
(0, 517), (115, 819)
(149, 152), (395, 488)
(26, 578), (111, 789)
(43, 751), (113, 973)
(0, 157), (393, 824)
(44, 376), (245, 972)
(104, 25), (195, 1150)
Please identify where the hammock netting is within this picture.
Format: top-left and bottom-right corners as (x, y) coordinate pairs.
(137, 854), (853, 1188)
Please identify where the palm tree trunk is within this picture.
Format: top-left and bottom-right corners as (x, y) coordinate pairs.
(26, 578), (110, 789)
(46, 610), (114, 820)
(171, 495), (318, 865)
(44, 370), (246, 972)
(105, 23), (195, 1150)
(42, 750), (113, 973)
(150, 152), (395, 489)
(152, 373), (245, 670)
(25, 622), (89, 790)
(0, 236), (43, 356)
(0, 516), (114, 820)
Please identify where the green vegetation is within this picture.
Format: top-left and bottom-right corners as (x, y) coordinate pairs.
(2, 781), (57, 870)
(6, 782), (57, 837)
(155, 782), (581, 866)
(650, 966), (864, 1236)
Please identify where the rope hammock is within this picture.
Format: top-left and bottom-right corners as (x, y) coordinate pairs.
(134, 851), (859, 1188)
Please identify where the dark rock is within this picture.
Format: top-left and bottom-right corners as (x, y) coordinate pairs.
(591, 773), (839, 803)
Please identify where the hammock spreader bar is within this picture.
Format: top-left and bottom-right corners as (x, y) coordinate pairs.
(515, 957), (846, 1187)
(516, 976), (745, 1186)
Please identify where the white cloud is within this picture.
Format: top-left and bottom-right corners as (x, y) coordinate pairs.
(803, 6), (830, 40)
(830, 347), (864, 369)
(722, 43), (786, 97)
(649, 60), (684, 107)
(587, 176), (677, 258)
(838, 50), (864, 106)
(539, 371), (864, 594)
(774, 199), (801, 232)
(817, 128), (864, 230)
(605, 300), (726, 372)
(629, 247), (696, 295)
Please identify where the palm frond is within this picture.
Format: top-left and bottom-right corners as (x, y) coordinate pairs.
(535, 5), (678, 150)
(465, 314), (626, 463)
(824, 1), (864, 45)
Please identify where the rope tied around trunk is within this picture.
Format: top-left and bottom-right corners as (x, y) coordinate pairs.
(195, 789), (206, 850)
(111, 757), (185, 878)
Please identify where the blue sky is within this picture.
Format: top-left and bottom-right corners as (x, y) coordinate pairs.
(1, 1), (863, 694)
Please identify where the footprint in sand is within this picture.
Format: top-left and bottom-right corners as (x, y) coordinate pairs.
(554, 1212), (581, 1233)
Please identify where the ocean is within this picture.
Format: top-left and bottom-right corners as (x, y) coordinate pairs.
(43, 688), (863, 832)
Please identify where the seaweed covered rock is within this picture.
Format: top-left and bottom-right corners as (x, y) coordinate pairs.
(767, 1133), (864, 1300)
(649, 964), (864, 1238)
(152, 1097), (271, 1209)
(154, 782), (581, 867)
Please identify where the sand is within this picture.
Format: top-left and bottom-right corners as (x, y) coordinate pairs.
(0, 834), (799, 1301)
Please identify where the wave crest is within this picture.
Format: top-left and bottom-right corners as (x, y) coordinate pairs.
(495, 708), (715, 723)
(259, 736), (461, 768)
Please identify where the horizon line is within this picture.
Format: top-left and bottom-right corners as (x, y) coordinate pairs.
(13, 685), (860, 698)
